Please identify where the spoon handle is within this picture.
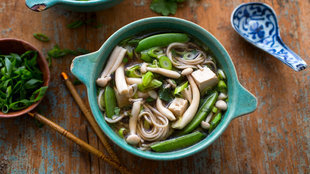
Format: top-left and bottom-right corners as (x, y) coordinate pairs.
(266, 36), (307, 71)
(25, 0), (61, 12)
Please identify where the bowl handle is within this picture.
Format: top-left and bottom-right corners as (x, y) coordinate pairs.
(71, 51), (100, 87)
(231, 83), (257, 119)
(25, 0), (60, 12)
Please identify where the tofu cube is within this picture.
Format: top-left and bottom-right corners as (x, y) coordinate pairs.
(168, 98), (188, 117)
(191, 67), (218, 91)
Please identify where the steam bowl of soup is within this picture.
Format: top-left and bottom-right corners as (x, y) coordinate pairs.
(71, 17), (257, 160)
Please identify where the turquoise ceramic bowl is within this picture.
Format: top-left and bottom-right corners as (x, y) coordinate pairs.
(25, 0), (122, 12)
(71, 17), (257, 160)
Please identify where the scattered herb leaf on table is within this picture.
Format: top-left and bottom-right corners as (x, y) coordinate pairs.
(33, 33), (50, 42)
(150, 0), (186, 16)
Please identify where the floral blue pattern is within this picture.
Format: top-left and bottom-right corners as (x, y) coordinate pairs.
(249, 22), (265, 39)
(231, 2), (307, 71)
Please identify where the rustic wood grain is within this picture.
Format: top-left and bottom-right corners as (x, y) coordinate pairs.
(0, 0), (309, 173)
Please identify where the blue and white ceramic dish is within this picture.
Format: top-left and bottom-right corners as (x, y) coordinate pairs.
(71, 17), (257, 160)
(231, 2), (307, 71)
(25, 0), (123, 12)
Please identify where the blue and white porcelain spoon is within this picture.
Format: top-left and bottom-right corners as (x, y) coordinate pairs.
(231, 2), (307, 71)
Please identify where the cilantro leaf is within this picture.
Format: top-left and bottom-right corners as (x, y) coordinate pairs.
(150, 0), (178, 16)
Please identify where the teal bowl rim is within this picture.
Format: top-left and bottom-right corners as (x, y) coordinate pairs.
(71, 17), (257, 160)
(58, 0), (117, 5)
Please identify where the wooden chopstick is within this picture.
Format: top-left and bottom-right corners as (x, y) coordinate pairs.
(60, 72), (120, 163)
(28, 112), (132, 174)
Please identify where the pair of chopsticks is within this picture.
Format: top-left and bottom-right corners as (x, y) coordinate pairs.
(61, 72), (120, 162)
(28, 72), (131, 174)
(28, 112), (130, 174)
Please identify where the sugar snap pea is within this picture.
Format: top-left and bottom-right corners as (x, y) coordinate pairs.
(177, 91), (218, 135)
(104, 86), (117, 118)
(209, 113), (222, 133)
(135, 33), (190, 52)
(151, 131), (206, 152)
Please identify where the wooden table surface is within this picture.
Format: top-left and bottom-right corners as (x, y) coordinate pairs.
(0, 0), (309, 173)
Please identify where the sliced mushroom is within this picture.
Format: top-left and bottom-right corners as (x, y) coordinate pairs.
(104, 112), (128, 124)
(137, 91), (149, 98)
(126, 77), (142, 85)
(114, 87), (130, 107)
(127, 84), (138, 97)
(97, 89), (105, 111)
(181, 68), (193, 76)
(215, 100), (227, 110)
(201, 112), (213, 129)
(96, 46), (127, 87)
(172, 75), (200, 129)
(166, 79), (176, 88)
(200, 121), (210, 129)
(126, 101), (142, 145)
(148, 90), (158, 99)
(156, 98), (176, 121)
(140, 63), (148, 74)
(218, 93), (227, 100)
(115, 64), (129, 95)
(146, 67), (181, 79)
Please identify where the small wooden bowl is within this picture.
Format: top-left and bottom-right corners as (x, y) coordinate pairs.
(0, 38), (50, 118)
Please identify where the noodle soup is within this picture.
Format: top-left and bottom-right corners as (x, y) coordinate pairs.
(96, 32), (228, 152)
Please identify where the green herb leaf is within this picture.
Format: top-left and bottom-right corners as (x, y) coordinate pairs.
(146, 97), (155, 103)
(114, 107), (120, 116)
(75, 48), (90, 54)
(150, 0), (178, 16)
(30, 86), (48, 102)
(24, 79), (43, 89)
(48, 45), (90, 59)
(33, 33), (50, 42)
(67, 20), (85, 29)
(4, 57), (12, 76)
(9, 99), (32, 111)
(48, 45), (68, 58)
(159, 86), (173, 102)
